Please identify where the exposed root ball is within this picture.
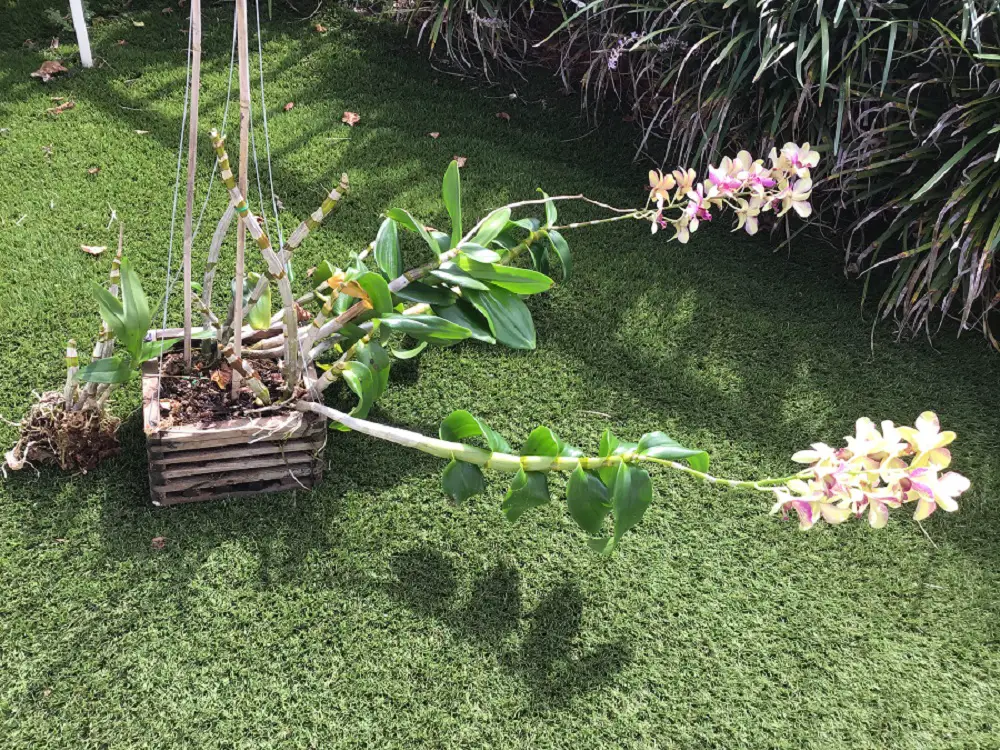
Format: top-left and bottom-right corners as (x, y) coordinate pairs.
(4, 392), (120, 474)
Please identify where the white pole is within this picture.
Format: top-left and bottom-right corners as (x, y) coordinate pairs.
(68, 0), (93, 68)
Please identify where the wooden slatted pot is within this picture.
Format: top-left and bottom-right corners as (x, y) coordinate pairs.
(141, 359), (327, 507)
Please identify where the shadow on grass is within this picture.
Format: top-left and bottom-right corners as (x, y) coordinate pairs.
(388, 545), (632, 706)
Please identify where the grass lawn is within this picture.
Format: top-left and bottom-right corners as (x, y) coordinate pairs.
(1, 2), (999, 748)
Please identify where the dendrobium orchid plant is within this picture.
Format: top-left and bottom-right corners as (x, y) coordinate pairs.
(5, 137), (972, 553)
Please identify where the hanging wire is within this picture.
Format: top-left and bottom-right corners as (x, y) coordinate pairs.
(254, 0), (285, 252)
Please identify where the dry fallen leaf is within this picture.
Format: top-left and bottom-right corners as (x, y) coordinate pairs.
(117, 39), (127, 46)
(87, 166), (100, 175)
(133, 20), (145, 27)
(42, 688), (52, 697)
(429, 132), (440, 139)
(23, 39), (35, 48)
(151, 536), (167, 550)
(306, 266), (316, 277)
(496, 111), (511, 121)
(315, 23), (327, 32)
(452, 155), (468, 168)
(41, 144), (53, 157)
(46, 100), (75, 116)
(134, 129), (150, 134)
(342, 111), (360, 126)
(50, 95), (64, 101)
(54, 538), (67, 543)
(210, 368), (232, 390)
(49, 37), (59, 50)
(31, 60), (68, 83)
(284, 101), (294, 111)
(161, 6), (174, 13)
(622, 114), (635, 123)
(80, 245), (107, 255)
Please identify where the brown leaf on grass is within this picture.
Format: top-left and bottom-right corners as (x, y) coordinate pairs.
(151, 536), (167, 550)
(452, 155), (467, 168)
(496, 111), (511, 121)
(80, 245), (107, 255)
(133, 20), (145, 27)
(134, 129), (150, 134)
(342, 111), (360, 126)
(283, 101), (294, 111)
(210, 368), (232, 390)
(306, 266), (316, 277)
(23, 39), (35, 48)
(314, 23), (327, 32)
(31, 60), (68, 83)
(429, 132), (440, 139)
(50, 96), (65, 101)
(117, 39), (127, 46)
(41, 144), (53, 157)
(161, 6), (174, 13)
(49, 37), (59, 50)
(46, 100), (75, 116)
(87, 166), (100, 175)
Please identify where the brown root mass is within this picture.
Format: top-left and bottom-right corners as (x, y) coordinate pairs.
(4, 392), (120, 474)
(156, 352), (300, 427)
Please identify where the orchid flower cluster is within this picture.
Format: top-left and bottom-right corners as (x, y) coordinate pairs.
(771, 412), (971, 531)
(646, 142), (819, 243)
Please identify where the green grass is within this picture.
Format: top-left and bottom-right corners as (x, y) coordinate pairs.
(2, 2), (1000, 748)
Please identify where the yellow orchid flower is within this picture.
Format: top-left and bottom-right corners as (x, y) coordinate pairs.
(897, 411), (955, 468)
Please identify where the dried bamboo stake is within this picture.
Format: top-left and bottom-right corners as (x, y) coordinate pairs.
(233, 0), (251, 397)
(182, 0), (202, 367)
(211, 131), (301, 394)
(63, 340), (79, 407)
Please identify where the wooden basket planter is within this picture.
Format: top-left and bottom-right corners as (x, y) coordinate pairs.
(141, 359), (327, 507)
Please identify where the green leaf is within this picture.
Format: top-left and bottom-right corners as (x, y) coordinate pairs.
(139, 338), (182, 362)
(637, 431), (709, 472)
(248, 278), (271, 330)
(333, 361), (377, 431)
(379, 313), (471, 345)
(431, 262), (490, 290)
(374, 218), (402, 279)
(520, 425), (561, 457)
(315, 260), (337, 284)
(386, 208), (442, 256)
(465, 285), (536, 350)
(429, 230), (451, 256)
(442, 459), (485, 504)
(586, 536), (614, 555)
(356, 271), (393, 315)
(539, 189), (557, 228)
(440, 409), (511, 454)
(598, 430), (638, 488)
(566, 466), (611, 535)
(91, 282), (127, 342)
(442, 159), (462, 248)
(911, 130), (991, 201)
(456, 243), (502, 263)
(356, 338), (391, 398)
(547, 230), (572, 281)
(609, 463), (653, 553)
(511, 217), (541, 232)
(394, 281), (457, 307)
(455, 255), (554, 294)
(76, 356), (133, 384)
(471, 207), (511, 247)
(119, 258), (151, 361)
(434, 299), (496, 343)
(390, 340), (428, 359)
(501, 468), (549, 522)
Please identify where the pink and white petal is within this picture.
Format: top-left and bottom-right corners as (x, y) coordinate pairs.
(792, 500), (817, 531)
(925, 447), (952, 469)
(820, 503), (852, 525)
(868, 500), (890, 529)
(792, 200), (812, 218)
(913, 496), (936, 521)
(915, 411), (940, 433)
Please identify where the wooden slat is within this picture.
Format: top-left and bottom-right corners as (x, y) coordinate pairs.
(152, 465), (315, 494)
(152, 451), (314, 480)
(151, 476), (313, 506)
(149, 437), (324, 465)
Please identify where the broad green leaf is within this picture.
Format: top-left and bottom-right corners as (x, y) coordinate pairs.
(912, 130), (990, 201)
(470, 207), (511, 247)
(546, 230), (572, 281)
(511, 217), (541, 232)
(434, 299), (496, 343)
(394, 281), (457, 307)
(76, 356), (133, 384)
(520, 425), (561, 457)
(637, 431), (709, 472)
(455, 255), (554, 294)
(374, 218), (402, 279)
(442, 159), (462, 248)
(586, 536), (614, 554)
(566, 466), (611, 535)
(529, 243), (550, 276)
(501, 468), (549, 522)
(598, 430), (637, 488)
(314, 260), (337, 284)
(91, 282), (127, 342)
(248, 278), (271, 330)
(442, 459), (484, 503)
(356, 338), (391, 398)
(139, 338), (182, 362)
(431, 262), (489, 290)
(119, 258), (151, 361)
(379, 313), (472, 345)
(390, 340), (428, 359)
(440, 409), (511, 454)
(429, 230), (451, 256)
(456, 243), (502, 263)
(539, 189), (557, 227)
(465, 285), (536, 350)
(608, 463), (653, 553)
(356, 272), (393, 315)
(386, 208), (442, 256)
(333, 360), (377, 431)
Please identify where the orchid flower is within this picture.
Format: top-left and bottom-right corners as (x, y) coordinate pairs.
(897, 411), (956, 469)
(779, 177), (813, 219)
(648, 169), (676, 203)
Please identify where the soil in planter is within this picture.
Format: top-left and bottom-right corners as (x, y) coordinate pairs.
(156, 352), (304, 427)
(4, 391), (120, 474)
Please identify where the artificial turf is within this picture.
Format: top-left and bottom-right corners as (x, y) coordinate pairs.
(1, 2), (999, 748)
